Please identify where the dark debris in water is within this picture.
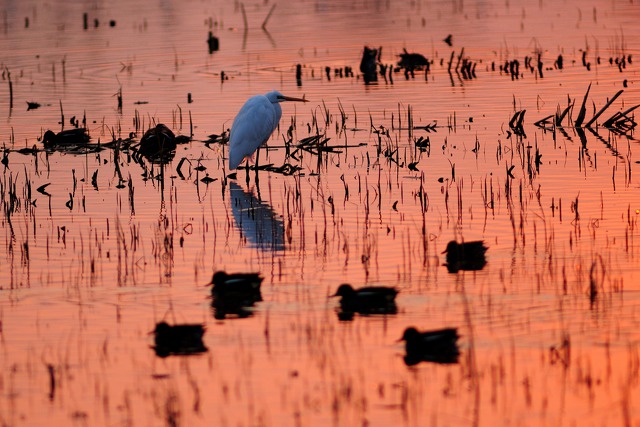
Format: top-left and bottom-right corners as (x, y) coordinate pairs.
(200, 175), (217, 184)
(204, 132), (229, 146)
(236, 162), (302, 176)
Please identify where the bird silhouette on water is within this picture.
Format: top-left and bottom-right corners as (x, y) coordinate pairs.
(397, 48), (430, 74)
(137, 123), (182, 162)
(153, 321), (207, 358)
(442, 240), (488, 273)
(209, 271), (263, 300)
(331, 284), (398, 320)
(209, 271), (264, 319)
(399, 327), (460, 366)
(42, 128), (90, 148)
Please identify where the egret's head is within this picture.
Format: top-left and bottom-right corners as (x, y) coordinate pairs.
(266, 90), (308, 104)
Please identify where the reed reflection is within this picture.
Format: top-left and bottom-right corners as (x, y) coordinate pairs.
(230, 181), (285, 252)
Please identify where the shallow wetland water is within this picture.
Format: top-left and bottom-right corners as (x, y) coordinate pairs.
(1, 0), (640, 426)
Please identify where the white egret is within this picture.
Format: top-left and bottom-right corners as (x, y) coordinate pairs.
(228, 90), (308, 171)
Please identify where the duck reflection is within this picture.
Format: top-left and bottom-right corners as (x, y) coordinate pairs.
(211, 297), (257, 319)
(230, 181), (285, 251)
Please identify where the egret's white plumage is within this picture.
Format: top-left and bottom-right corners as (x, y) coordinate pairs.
(228, 90), (307, 170)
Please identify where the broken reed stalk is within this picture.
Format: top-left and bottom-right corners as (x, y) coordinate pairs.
(46, 364), (56, 400)
(59, 100), (64, 130)
(585, 89), (623, 127)
(455, 47), (465, 72)
(574, 83), (591, 127)
(5, 67), (13, 110)
(447, 51), (455, 72)
(262, 4), (276, 30)
(556, 103), (572, 126)
(240, 3), (248, 31)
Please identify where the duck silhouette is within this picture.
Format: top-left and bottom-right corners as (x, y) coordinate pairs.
(42, 128), (90, 148)
(399, 327), (460, 365)
(153, 321), (207, 357)
(331, 284), (398, 319)
(138, 124), (177, 161)
(209, 271), (263, 302)
(442, 240), (488, 273)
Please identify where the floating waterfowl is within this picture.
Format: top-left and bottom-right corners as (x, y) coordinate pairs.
(138, 123), (177, 161)
(42, 128), (90, 148)
(399, 327), (460, 365)
(331, 283), (398, 317)
(442, 240), (488, 273)
(397, 49), (429, 71)
(153, 321), (207, 358)
(209, 271), (263, 302)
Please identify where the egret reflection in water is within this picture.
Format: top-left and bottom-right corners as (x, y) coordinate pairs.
(230, 181), (285, 251)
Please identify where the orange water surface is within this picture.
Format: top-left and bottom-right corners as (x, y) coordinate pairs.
(1, 0), (640, 425)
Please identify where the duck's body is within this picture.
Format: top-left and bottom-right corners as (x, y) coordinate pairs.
(209, 271), (263, 302)
(42, 128), (90, 148)
(399, 327), (460, 365)
(397, 49), (430, 71)
(331, 284), (398, 315)
(153, 321), (207, 357)
(138, 124), (176, 160)
(442, 240), (488, 273)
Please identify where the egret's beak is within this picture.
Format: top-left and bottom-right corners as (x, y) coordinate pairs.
(278, 95), (309, 103)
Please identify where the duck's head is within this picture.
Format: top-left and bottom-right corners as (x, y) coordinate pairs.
(399, 327), (420, 342)
(331, 284), (355, 297)
(153, 321), (170, 335)
(42, 130), (57, 146)
(211, 271), (229, 286)
(442, 240), (458, 254)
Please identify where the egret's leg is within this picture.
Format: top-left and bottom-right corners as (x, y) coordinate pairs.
(254, 147), (260, 180)
(245, 158), (250, 186)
